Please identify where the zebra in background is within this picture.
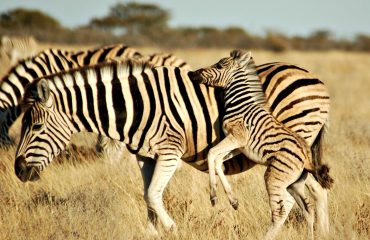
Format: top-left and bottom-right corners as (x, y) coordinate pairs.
(191, 50), (333, 239)
(145, 52), (191, 70)
(15, 58), (330, 234)
(0, 35), (38, 66)
(0, 43), (142, 146)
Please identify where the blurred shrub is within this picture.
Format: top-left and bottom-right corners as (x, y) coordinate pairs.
(1, 5), (370, 51)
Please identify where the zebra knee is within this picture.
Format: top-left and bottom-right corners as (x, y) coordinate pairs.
(207, 148), (219, 165)
(146, 188), (163, 208)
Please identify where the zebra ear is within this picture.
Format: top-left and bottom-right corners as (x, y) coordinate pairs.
(35, 79), (50, 103)
(230, 50), (252, 67)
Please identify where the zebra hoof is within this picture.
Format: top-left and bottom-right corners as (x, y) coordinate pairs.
(231, 199), (239, 210)
(210, 196), (218, 206)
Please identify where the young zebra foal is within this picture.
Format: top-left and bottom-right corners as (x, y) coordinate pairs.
(191, 50), (333, 239)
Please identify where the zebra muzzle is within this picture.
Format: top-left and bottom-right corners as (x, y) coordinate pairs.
(189, 70), (205, 83)
(15, 155), (40, 182)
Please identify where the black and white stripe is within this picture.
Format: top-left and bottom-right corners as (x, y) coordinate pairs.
(16, 60), (216, 230)
(95, 51), (192, 159)
(145, 52), (191, 70)
(0, 44), (142, 145)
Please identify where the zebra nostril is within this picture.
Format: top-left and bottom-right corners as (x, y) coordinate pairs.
(15, 155), (26, 177)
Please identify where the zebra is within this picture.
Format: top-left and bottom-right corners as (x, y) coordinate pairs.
(191, 50), (333, 239)
(0, 35), (38, 66)
(0, 44), (191, 149)
(0, 43), (143, 146)
(14, 58), (330, 234)
(95, 51), (192, 161)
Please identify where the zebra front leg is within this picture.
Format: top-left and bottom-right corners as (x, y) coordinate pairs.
(136, 156), (158, 234)
(207, 135), (243, 207)
(215, 150), (241, 209)
(146, 154), (179, 231)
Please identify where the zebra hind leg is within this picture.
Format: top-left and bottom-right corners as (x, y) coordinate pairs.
(305, 174), (329, 236)
(264, 164), (303, 240)
(287, 172), (315, 240)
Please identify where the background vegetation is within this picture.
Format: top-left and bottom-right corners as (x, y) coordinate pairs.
(1, 2), (370, 51)
(0, 45), (369, 239)
(0, 1), (369, 239)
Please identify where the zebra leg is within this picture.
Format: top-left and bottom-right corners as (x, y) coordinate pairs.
(305, 174), (329, 236)
(264, 165), (302, 240)
(287, 172), (314, 240)
(215, 150), (241, 209)
(95, 134), (104, 153)
(136, 156), (158, 234)
(146, 154), (179, 230)
(207, 135), (243, 207)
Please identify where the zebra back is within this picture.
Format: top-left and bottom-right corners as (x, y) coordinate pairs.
(256, 61), (330, 145)
(145, 52), (191, 70)
(70, 44), (143, 65)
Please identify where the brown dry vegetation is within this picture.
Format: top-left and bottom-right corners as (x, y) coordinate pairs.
(0, 45), (369, 239)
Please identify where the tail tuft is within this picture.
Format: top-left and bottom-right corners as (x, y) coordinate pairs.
(314, 165), (334, 189)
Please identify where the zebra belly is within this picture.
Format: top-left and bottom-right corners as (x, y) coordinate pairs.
(239, 146), (266, 165)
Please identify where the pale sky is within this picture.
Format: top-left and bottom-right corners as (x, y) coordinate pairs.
(1, 0), (369, 38)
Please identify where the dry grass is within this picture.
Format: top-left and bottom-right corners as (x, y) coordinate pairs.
(1, 46), (370, 239)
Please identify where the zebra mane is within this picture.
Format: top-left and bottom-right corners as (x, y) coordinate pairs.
(21, 58), (155, 108)
(244, 56), (268, 106)
(225, 53), (268, 107)
(21, 83), (41, 110)
(1, 48), (71, 80)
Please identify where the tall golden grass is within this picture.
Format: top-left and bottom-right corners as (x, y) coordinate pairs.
(0, 46), (369, 239)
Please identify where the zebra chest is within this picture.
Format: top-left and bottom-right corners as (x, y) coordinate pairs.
(222, 117), (250, 144)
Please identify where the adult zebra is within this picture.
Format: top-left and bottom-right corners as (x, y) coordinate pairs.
(15, 58), (330, 234)
(192, 50), (333, 239)
(0, 44), (142, 146)
(0, 44), (192, 148)
(0, 35), (38, 66)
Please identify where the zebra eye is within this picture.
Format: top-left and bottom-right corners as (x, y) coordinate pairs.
(32, 123), (43, 131)
(216, 63), (223, 69)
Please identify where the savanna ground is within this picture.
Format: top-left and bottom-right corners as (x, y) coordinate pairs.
(0, 45), (369, 240)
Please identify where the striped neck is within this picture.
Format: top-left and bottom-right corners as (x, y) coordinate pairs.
(34, 60), (154, 145)
(224, 60), (267, 107)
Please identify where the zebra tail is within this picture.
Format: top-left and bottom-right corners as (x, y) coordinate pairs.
(311, 124), (326, 169)
(310, 122), (334, 189)
(310, 164), (334, 189)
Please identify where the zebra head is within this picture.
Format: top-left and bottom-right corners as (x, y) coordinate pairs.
(15, 79), (72, 182)
(191, 50), (254, 87)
